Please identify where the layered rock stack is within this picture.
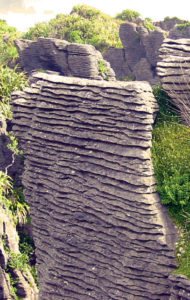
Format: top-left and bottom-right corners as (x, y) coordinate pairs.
(11, 72), (177, 299)
(157, 38), (190, 125)
(104, 22), (166, 84)
(104, 21), (190, 85)
(15, 38), (115, 81)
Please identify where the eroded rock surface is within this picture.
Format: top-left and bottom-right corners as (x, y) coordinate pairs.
(157, 38), (190, 125)
(169, 274), (190, 299)
(104, 22), (164, 84)
(11, 72), (178, 299)
(15, 38), (115, 81)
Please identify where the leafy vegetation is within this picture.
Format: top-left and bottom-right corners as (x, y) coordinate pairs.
(0, 65), (28, 120)
(177, 22), (190, 31)
(152, 84), (190, 278)
(0, 172), (29, 223)
(0, 19), (37, 295)
(115, 9), (141, 21)
(164, 16), (185, 22)
(0, 20), (21, 66)
(143, 20), (156, 31)
(23, 5), (122, 52)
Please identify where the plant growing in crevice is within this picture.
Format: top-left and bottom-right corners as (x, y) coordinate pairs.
(98, 59), (110, 80)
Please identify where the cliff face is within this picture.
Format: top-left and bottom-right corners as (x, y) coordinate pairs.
(11, 72), (178, 299)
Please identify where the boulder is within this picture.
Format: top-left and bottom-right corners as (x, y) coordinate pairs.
(15, 38), (116, 81)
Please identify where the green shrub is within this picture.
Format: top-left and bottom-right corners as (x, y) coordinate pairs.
(152, 122), (190, 211)
(98, 59), (109, 75)
(152, 85), (190, 214)
(23, 22), (53, 40)
(177, 22), (190, 31)
(7, 252), (29, 271)
(0, 19), (20, 66)
(116, 9), (141, 21)
(71, 4), (101, 19)
(0, 65), (28, 120)
(23, 5), (122, 52)
(152, 84), (190, 278)
(0, 172), (29, 223)
(143, 20), (156, 31)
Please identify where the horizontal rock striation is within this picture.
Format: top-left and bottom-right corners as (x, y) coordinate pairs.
(169, 274), (190, 299)
(11, 73), (177, 299)
(157, 38), (190, 125)
(104, 22), (165, 84)
(15, 38), (115, 81)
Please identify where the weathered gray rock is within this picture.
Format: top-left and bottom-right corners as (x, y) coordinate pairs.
(105, 21), (190, 85)
(169, 274), (190, 299)
(15, 38), (116, 81)
(103, 48), (133, 80)
(157, 38), (190, 125)
(105, 22), (164, 84)
(155, 18), (186, 31)
(120, 23), (146, 69)
(169, 24), (190, 39)
(11, 72), (178, 299)
(142, 29), (166, 67)
(133, 58), (154, 82)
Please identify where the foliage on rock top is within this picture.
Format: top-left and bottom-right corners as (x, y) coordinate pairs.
(23, 5), (122, 52)
(115, 9), (141, 22)
(177, 22), (190, 31)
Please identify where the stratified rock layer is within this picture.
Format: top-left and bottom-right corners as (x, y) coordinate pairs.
(157, 38), (190, 125)
(104, 22), (165, 84)
(11, 73), (177, 299)
(15, 38), (115, 81)
(169, 274), (190, 299)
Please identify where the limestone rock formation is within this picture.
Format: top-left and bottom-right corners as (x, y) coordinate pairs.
(15, 38), (116, 81)
(119, 23), (146, 69)
(157, 38), (190, 125)
(104, 22), (164, 84)
(11, 72), (178, 299)
(103, 48), (133, 80)
(104, 20), (190, 85)
(169, 274), (190, 299)
(155, 18), (186, 32)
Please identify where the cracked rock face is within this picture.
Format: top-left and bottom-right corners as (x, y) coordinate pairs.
(157, 38), (190, 125)
(11, 73), (177, 299)
(15, 38), (115, 81)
